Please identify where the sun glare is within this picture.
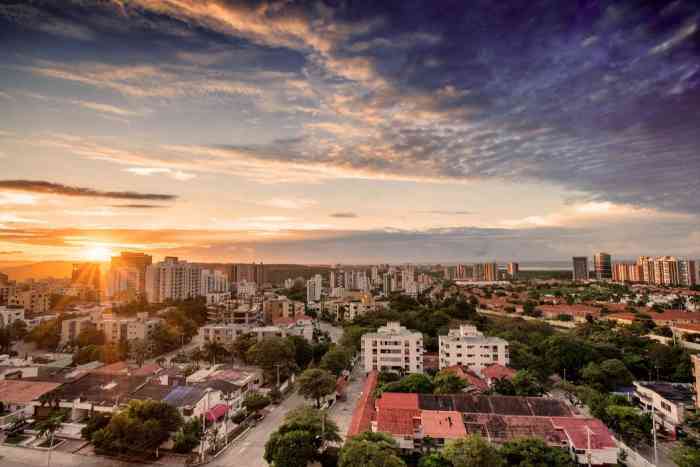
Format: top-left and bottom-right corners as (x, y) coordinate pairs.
(84, 245), (113, 262)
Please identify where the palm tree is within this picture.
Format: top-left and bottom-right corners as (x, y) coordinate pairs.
(37, 412), (64, 467)
(204, 341), (226, 365)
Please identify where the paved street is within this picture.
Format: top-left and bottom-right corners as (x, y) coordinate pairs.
(318, 321), (343, 344)
(0, 445), (132, 467)
(210, 391), (306, 467)
(329, 363), (366, 441)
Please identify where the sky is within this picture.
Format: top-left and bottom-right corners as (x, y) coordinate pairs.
(1, 0), (699, 264)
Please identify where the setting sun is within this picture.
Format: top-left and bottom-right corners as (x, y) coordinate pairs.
(83, 245), (113, 262)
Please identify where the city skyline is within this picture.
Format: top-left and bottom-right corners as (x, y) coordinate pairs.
(2, 1), (700, 263)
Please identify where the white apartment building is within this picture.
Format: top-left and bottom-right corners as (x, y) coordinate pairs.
(236, 280), (257, 298)
(59, 310), (162, 346)
(145, 257), (201, 303)
(306, 274), (322, 303)
(361, 321), (424, 373)
(0, 306), (25, 327)
(634, 381), (695, 436)
(439, 325), (509, 372)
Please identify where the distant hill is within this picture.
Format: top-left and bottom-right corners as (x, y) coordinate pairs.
(0, 261), (75, 281)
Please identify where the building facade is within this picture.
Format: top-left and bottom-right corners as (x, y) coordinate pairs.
(361, 321), (424, 374)
(572, 257), (589, 282)
(593, 252), (612, 280)
(145, 257), (201, 303)
(438, 325), (509, 372)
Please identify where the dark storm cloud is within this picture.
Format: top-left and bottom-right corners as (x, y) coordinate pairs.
(0, 180), (177, 201)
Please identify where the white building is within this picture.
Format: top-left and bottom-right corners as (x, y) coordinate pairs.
(306, 274), (322, 303)
(361, 321), (424, 373)
(0, 306), (25, 327)
(236, 280), (257, 298)
(145, 257), (201, 303)
(284, 278), (294, 289)
(439, 325), (509, 372)
(634, 381), (695, 437)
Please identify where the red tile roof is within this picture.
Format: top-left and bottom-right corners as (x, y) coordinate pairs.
(347, 371), (378, 437)
(482, 364), (517, 381)
(552, 417), (617, 450)
(0, 380), (62, 404)
(376, 392), (420, 411)
(443, 366), (488, 392)
(376, 408), (421, 435)
(421, 410), (467, 439)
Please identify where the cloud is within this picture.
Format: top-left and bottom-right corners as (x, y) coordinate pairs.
(259, 198), (318, 209)
(419, 210), (473, 216)
(125, 167), (196, 181)
(0, 180), (177, 201)
(0, 251), (22, 255)
(110, 204), (168, 209)
(330, 212), (358, 218)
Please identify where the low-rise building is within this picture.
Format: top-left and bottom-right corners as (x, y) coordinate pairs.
(8, 290), (50, 314)
(0, 305), (25, 327)
(438, 325), (509, 372)
(634, 381), (695, 438)
(361, 321), (424, 374)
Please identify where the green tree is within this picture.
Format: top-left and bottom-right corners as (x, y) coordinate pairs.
(382, 373), (435, 394)
(172, 418), (202, 454)
(37, 412), (65, 447)
(129, 338), (150, 367)
(443, 434), (504, 467)
(298, 368), (337, 408)
(499, 437), (574, 467)
(320, 347), (351, 376)
(81, 413), (111, 441)
(338, 432), (406, 467)
(266, 430), (318, 467)
(418, 452), (450, 467)
(433, 371), (467, 394)
(203, 341), (227, 365)
(265, 407), (340, 466)
(287, 335), (314, 369)
(511, 370), (543, 396)
(247, 337), (297, 384)
(75, 328), (105, 347)
(91, 400), (183, 457)
(581, 359), (633, 392)
(671, 445), (700, 467)
(243, 392), (271, 414)
(26, 319), (60, 350)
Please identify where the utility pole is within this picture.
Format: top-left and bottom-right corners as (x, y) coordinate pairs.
(651, 405), (659, 467)
(586, 425), (592, 467)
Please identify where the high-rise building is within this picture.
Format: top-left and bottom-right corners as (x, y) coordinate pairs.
(371, 266), (379, 285)
(679, 259), (697, 287)
(107, 267), (141, 300)
(382, 272), (392, 294)
(72, 262), (102, 291)
(593, 252), (612, 280)
(507, 262), (519, 279)
(572, 257), (589, 282)
(637, 256), (655, 283)
(201, 269), (230, 295)
(612, 263), (641, 283)
(145, 257), (201, 303)
(230, 262), (266, 285)
(110, 252), (152, 295)
(483, 263), (498, 281)
(306, 274), (322, 302)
